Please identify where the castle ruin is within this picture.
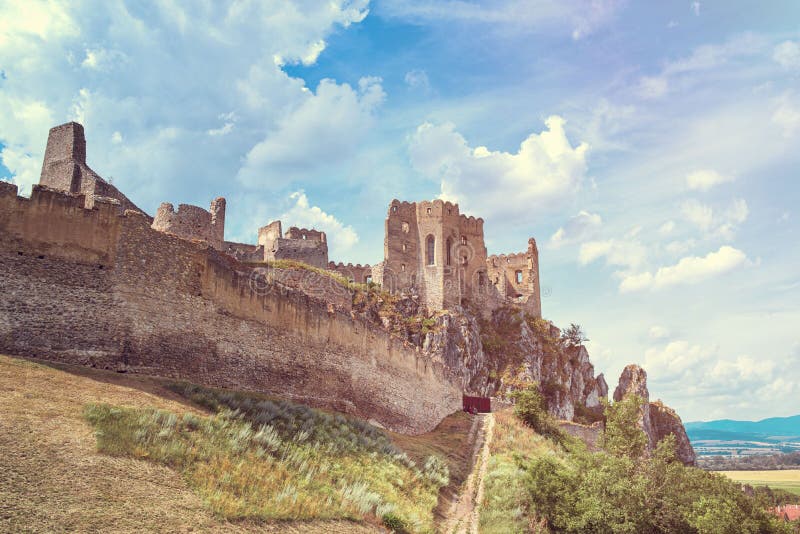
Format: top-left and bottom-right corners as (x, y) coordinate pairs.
(0, 121), (549, 433)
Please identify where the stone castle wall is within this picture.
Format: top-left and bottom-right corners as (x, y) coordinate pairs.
(328, 262), (373, 284)
(151, 198), (226, 249)
(0, 183), (461, 433)
(486, 238), (541, 318)
(258, 221), (329, 269)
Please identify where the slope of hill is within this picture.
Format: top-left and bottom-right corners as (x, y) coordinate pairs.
(0, 354), (476, 533)
(686, 415), (800, 459)
(686, 416), (800, 439)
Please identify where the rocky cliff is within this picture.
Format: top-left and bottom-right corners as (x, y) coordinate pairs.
(613, 364), (696, 465)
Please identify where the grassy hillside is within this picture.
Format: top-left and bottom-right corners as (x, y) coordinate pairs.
(0, 355), (473, 533)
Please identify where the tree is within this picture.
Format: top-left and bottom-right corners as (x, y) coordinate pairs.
(561, 323), (588, 347)
(602, 395), (648, 459)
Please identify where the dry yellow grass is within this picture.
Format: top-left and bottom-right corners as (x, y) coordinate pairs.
(0, 354), (377, 533)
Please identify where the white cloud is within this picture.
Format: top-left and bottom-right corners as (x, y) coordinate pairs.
(281, 191), (359, 256)
(578, 237), (646, 271)
(681, 198), (749, 239)
(549, 210), (602, 248)
(635, 33), (767, 100)
(619, 245), (748, 293)
(238, 77), (385, 185)
(648, 326), (670, 340)
(658, 220), (676, 236)
(665, 239), (696, 255)
(0, 1), (371, 204)
(773, 40), (800, 70)
(404, 69), (430, 92)
(81, 48), (124, 71)
(681, 199), (714, 231)
(686, 169), (732, 191)
(377, 0), (622, 40)
(772, 92), (800, 138)
(410, 116), (588, 221)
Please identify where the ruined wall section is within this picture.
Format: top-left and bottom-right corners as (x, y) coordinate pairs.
(456, 214), (488, 308)
(259, 222), (328, 269)
(0, 185), (460, 433)
(151, 197), (226, 249)
(39, 122), (147, 218)
(382, 200), (420, 294)
(328, 262), (373, 284)
(486, 238), (541, 318)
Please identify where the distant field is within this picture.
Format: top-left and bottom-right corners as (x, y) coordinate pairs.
(719, 470), (800, 495)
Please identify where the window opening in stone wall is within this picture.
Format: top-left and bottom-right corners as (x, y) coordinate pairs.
(401, 263), (406, 272)
(426, 207), (432, 214)
(402, 243), (407, 252)
(426, 235), (435, 265)
(515, 270), (523, 284)
(392, 205), (397, 213)
(365, 275), (372, 284)
(446, 237), (452, 266)
(461, 236), (467, 245)
(402, 222), (409, 233)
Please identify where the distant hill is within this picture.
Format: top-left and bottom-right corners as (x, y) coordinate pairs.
(686, 415), (800, 442)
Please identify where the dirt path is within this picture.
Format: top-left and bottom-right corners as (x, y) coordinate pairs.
(442, 413), (495, 534)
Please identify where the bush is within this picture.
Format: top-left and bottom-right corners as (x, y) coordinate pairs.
(382, 512), (408, 533)
(510, 385), (562, 441)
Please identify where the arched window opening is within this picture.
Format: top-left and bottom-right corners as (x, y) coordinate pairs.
(446, 237), (453, 266)
(426, 235), (435, 265)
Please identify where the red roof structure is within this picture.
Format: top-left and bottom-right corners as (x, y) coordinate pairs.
(771, 504), (800, 521)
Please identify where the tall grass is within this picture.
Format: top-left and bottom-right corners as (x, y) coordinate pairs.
(85, 386), (450, 532)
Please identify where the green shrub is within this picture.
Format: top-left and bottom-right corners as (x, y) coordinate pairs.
(382, 511), (409, 533)
(510, 385), (562, 441)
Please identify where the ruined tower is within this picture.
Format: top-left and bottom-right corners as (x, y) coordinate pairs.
(38, 121), (145, 215)
(377, 199), (488, 311)
(151, 197), (226, 249)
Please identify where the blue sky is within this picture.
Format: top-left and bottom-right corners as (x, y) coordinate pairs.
(1, 0), (798, 421)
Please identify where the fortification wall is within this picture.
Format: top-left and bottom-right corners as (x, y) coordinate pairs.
(486, 238), (541, 317)
(0, 185), (461, 433)
(151, 198), (225, 249)
(328, 262), (373, 284)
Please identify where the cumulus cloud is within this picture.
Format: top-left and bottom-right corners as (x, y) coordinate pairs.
(549, 210), (602, 248)
(238, 77), (385, 185)
(681, 198), (749, 240)
(619, 245), (748, 293)
(409, 116), (588, 220)
(773, 40), (800, 69)
(685, 169), (732, 191)
(643, 341), (799, 417)
(648, 325), (670, 340)
(0, 1), (370, 203)
(579, 237), (647, 272)
(280, 191), (359, 255)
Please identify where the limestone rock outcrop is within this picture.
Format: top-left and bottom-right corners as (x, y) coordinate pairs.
(421, 306), (607, 422)
(614, 364), (696, 465)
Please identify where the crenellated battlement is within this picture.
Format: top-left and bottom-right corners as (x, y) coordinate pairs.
(151, 197), (226, 249)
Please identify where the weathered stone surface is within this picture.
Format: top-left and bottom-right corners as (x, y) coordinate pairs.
(613, 364), (696, 465)
(0, 185), (461, 434)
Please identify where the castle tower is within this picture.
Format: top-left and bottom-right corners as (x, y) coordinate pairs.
(382, 199), (487, 312)
(210, 197), (226, 247)
(39, 122), (87, 193)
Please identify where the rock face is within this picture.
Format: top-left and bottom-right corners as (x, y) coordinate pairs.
(614, 364), (696, 465)
(423, 307), (607, 422)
